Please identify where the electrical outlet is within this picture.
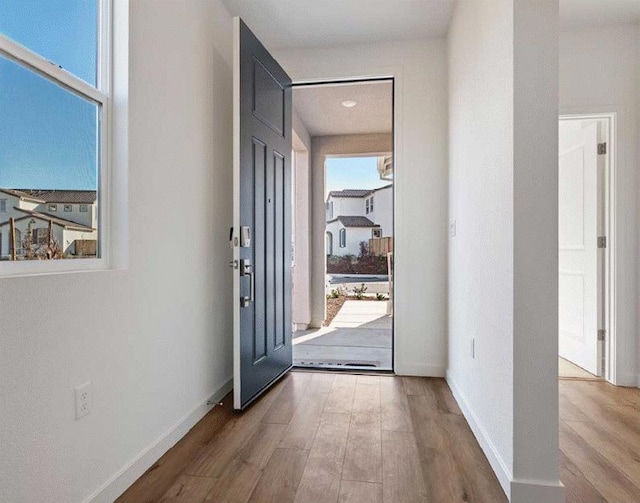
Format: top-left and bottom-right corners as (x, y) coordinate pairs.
(450, 220), (457, 238)
(75, 382), (92, 420)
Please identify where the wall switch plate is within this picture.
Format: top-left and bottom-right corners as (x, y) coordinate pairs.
(450, 220), (457, 238)
(75, 382), (92, 420)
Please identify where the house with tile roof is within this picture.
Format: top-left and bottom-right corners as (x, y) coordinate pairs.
(0, 188), (98, 259)
(325, 184), (392, 256)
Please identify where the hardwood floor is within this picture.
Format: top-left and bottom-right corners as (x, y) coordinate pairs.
(559, 357), (600, 380)
(117, 372), (505, 503)
(118, 373), (640, 503)
(560, 379), (640, 503)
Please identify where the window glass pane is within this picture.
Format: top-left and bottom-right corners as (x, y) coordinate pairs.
(0, 56), (99, 261)
(0, 0), (98, 85)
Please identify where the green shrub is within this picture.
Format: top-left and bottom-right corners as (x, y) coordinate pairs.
(352, 283), (368, 300)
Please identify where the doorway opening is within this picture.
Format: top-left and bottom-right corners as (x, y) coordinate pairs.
(290, 79), (394, 371)
(558, 114), (615, 382)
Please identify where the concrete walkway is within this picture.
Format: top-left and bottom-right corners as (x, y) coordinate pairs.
(293, 300), (392, 370)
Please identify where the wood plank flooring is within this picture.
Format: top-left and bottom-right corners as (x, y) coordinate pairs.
(559, 357), (600, 380)
(560, 379), (640, 503)
(117, 372), (505, 503)
(118, 373), (640, 503)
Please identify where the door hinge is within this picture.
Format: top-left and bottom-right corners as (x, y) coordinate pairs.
(598, 236), (607, 249)
(598, 329), (606, 341)
(598, 142), (607, 155)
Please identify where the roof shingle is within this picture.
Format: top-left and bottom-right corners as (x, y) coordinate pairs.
(328, 189), (372, 198)
(1, 189), (97, 204)
(0, 207), (94, 231)
(328, 216), (379, 228)
(328, 184), (393, 199)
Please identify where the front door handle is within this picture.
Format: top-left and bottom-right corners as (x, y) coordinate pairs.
(240, 259), (254, 307)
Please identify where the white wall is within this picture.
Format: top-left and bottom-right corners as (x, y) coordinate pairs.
(0, 193), (23, 257)
(35, 203), (95, 229)
(325, 220), (340, 255)
(325, 220), (373, 257)
(292, 114), (312, 329)
(447, 0), (515, 492)
(559, 23), (640, 386)
(329, 196), (366, 219)
(512, 2), (561, 499)
(0, 1), (235, 501)
(448, 1), (562, 501)
(276, 40), (448, 375)
(369, 185), (393, 237)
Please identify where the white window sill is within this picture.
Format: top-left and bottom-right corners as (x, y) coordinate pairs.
(0, 258), (113, 279)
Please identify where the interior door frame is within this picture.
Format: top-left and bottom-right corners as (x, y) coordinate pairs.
(291, 76), (396, 372)
(559, 112), (616, 383)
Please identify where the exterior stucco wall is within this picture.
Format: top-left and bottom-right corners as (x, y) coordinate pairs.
(368, 185), (393, 236)
(292, 114), (312, 329)
(326, 219), (375, 257)
(327, 196), (365, 219)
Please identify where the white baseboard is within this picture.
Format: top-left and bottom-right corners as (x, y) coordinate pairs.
(83, 377), (233, 503)
(445, 371), (512, 499)
(446, 372), (566, 503)
(511, 479), (565, 503)
(623, 374), (640, 388)
(605, 373), (637, 387)
(395, 362), (445, 377)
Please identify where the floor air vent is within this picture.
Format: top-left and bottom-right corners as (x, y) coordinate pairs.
(295, 360), (380, 368)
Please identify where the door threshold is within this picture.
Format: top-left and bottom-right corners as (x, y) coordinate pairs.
(292, 366), (394, 376)
(558, 375), (603, 382)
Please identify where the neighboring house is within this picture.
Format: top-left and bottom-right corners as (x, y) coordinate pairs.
(326, 215), (380, 256)
(325, 184), (392, 256)
(0, 188), (98, 259)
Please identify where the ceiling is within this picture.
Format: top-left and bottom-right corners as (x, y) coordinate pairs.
(560, 0), (640, 28)
(222, 0), (455, 50)
(293, 81), (393, 137)
(221, 0), (640, 56)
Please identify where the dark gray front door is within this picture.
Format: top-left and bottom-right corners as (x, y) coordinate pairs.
(233, 18), (292, 410)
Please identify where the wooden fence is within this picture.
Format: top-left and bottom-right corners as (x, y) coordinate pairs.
(369, 237), (393, 256)
(75, 240), (97, 257)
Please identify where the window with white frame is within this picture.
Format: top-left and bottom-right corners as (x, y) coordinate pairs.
(339, 228), (346, 248)
(369, 195), (374, 213)
(372, 228), (382, 238)
(0, 1), (109, 264)
(0, 199), (6, 212)
(365, 198), (370, 214)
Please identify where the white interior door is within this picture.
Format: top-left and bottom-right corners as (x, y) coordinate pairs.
(558, 120), (600, 375)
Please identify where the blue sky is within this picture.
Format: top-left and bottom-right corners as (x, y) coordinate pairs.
(0, 0), (98, 190)
(325, 157), (389, 197)
(0, 4), (384, 194)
